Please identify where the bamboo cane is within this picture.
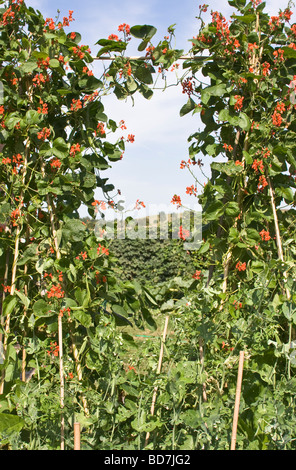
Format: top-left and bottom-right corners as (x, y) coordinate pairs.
(0, 250), (9, 364)
(144, 315), (169, 447)
(58, 313), (65, 450)
(267, 177), (291, 301)
(41, 167), (89, 418)
(40, 185), (66, 448)
(230, 350), (245, 450)
(74, 422), (81, 450)
(0, 142), (29, 394)
(21, 227), (30, 383)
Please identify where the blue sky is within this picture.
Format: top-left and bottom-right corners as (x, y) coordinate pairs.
(26, 0), (289, 219)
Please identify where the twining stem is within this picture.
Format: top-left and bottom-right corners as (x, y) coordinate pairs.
(22, 226), (30, 382)
(0, 140), (29, 394)
(230, 350), (245, 450)
(58, 313), (65, 450)
(0, 250), (9, 363)
(267, 176), (291, 301)
(218, 130), (249, 306)
(207, 130), (241, 288)
(42, 172), (89, 418)
(199, 337), (207, 402)
(144, 315), (169, 447)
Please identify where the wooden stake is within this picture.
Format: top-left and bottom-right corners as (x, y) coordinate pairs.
(145, 315), (169, 447)
(230, 351), (245, 450)
(58, 314), (65, 450)
(74, 422), (81, 450)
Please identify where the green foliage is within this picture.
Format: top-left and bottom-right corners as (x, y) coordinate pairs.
(109, 237), (194, 285)
(1, 0), (296, 451)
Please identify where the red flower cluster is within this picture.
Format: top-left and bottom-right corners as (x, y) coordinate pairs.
(259, 229), (271, 241)
(236, 261), (246, 271)
(108, 34), (119, 41)
(70, 98), (83, 112)
(233, 300), (242, 309)
(11, 208), (21, 226)
(192, 270), (202, 280)
(273, 49), (285, 62)
(223, 143), (233, 152)
(258, 174), (268, 191)
(180, 158), (199, 169)
(272, 101), (285, 127)
(96, 122), (105, 136)
(186, 185), (197, 196)
(252, 159), (264, 173)
(262, 62), (271, 76)
(32, 72), (49, 87)
(134, 199), (145, 210)
(76, 251), (87, 260)
(211, 11), (230, 41)
(37, 99), (48, 115)
(50, 158), (61, 169)
(127, 134), (135, 143)
(178, 225), (190, 241)
(91, 200), (107, 210)
(234, 95), (244, 111)
(47, 342), (59, 357)
(37, 127), (51, 140)
(72, 45), (86, 60)
(70, 143), (81, 157)
(47, 283), (65, 299)
(118, 23), (131, 35)
(95, 271), (107, 284)
(171, 194), (182, 208)
(37, 57), (50, 70)
(59, 307), (71, 318)
(97, 244), (109, 256)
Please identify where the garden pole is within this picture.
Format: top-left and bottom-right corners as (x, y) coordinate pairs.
(58, 313), (65, 450)
(145, 315), (169, 447)
(230, 350), (244, 450)
(74, 422), (81, 450)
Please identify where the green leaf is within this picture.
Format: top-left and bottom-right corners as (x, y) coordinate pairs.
(238, 112), (251, 131)
(0, 413), (25, 436)
(15, 291), (30, 309)
(180, 98), (196, 117)
(96, 39), (127, 57)
(139, 83), (153, 100)
(130, 25), (157, 40)
(18, 243), (38, 266)
(232, 14), (256, 23)
(141, 307), (157, 331)
(204, 200), (224, 221)
(62, 219), (86, 242)
(201, 83), (227, 104)
(2, 295), (18, 317)
(178, 410), (201, 428)
(33, 299), (51, 317)
(49, 58), (60, 68)
(282, 46), (296, 59)
(218, 108), (250, 130)
(112, 304), (133, 326)
(275, 186), (294, 202)
(53, 137), (68, 152)
(126, 76), (138, 93)
(225, 201), (240, 217)
(20, 59), (38, 74)
(73, 310), (93, 328)
(134, 64), (154, 84)
(25, 109), (40, 125)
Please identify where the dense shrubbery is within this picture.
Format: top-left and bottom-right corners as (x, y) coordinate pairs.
(1, 0), (296, 450)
